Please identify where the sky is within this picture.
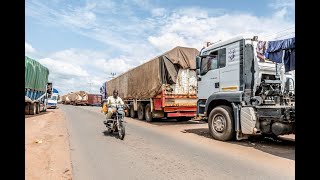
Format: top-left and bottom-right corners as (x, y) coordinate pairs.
(25, 0), (295, 95)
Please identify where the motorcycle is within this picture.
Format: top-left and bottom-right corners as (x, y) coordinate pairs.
(103, 104), (127, 140)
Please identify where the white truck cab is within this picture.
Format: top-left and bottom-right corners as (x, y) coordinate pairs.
(47, 88), (59, 109)
(196, 36), (295, 141)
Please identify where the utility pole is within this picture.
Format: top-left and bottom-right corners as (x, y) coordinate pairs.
(88, 81), (93, 93)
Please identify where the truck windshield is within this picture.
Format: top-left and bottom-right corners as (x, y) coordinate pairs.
(51, 96), (57, 100)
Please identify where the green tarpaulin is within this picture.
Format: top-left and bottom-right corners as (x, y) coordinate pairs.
(25, 56), (49, 92)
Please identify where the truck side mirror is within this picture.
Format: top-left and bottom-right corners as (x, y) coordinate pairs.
(196, 56), (201, 69)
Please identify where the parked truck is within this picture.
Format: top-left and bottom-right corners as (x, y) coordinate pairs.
(25, 56), (51, 115)
(87, 94), (102, 106)
(195, 36), (295, 141)
(61, 91), (89, 105)
(61, 93), (71, 104)
(104, 46), (199, 122)
(47, 88), (59, 109)
(73, 91), (89, 105)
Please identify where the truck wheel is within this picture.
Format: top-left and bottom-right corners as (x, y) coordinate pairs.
(145, 104), (153, 122)
(29, 103), (36, 115)
(25, 104), (30, 115)
(130, 105), (137, 118)
(208, 105), (235, 141)
(43, 104), (47, 112)
(125, 110), (130, 117)
(36, 103), (40, 114)
(125, 106), (130, 117)
(137, 103), (145, 120)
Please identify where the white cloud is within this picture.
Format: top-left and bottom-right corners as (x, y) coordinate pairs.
(269, 0), (294, 21)
(36, 49), (139, 95)
(151, 8), (166, 17)
(60, 3), (97, 29)
(269, 0), (295, 9)
(147, 8), (294, 52)
(148, 33), (187, 52)
(92, 56), (134, 75)
(25, 42), (35, 53)
(38, 58), (89, 77)
(26, 1), (295, 95)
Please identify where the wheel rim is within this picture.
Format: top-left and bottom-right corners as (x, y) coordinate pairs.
(212, 114), (226, 133)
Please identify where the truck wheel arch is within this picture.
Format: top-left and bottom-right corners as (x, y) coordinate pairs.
(205, 92), (242, 117)
(206, 99), (232, 117)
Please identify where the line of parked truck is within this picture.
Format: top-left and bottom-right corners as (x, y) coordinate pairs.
(101, 36), (295, 141)
(25, 35), (295, 142)
(61, 91), (102, 106)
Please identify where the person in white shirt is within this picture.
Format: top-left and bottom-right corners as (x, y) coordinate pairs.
(106, 89), (125, 120)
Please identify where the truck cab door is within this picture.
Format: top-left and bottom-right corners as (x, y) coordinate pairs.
(197, 54), (220, 99)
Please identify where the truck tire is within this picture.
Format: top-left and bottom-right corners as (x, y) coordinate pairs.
(43, 104), (47, 112)
(208, 105), (235, 141)
(29, 103), (36, 115)
(130, 105), (137, 118)
(125, 109), (130, 117)
(145, 104), (153, 122)
(36, 103), (40, 114)
(137, 103), (145, 120)
(25, 104), (30, 115)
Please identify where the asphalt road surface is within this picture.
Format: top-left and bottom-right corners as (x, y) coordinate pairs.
(61, 105), (295, 180)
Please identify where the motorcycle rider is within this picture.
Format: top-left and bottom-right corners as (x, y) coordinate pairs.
(105, 89), (125, 121)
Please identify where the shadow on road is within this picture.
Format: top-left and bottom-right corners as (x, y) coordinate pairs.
(152, 119), (206, 126)
(127, 117), (207, 126)
(25, 110), (53, 119)
(102, 130), (121, 139)
(182, 128), (295, 161)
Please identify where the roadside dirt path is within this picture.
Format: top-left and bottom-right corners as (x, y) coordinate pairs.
(25, 108), (72, 180)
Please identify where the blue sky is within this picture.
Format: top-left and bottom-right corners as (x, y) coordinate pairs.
(25, 0), (295, 95)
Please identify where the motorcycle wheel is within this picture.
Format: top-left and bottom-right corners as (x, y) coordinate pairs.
(118, 122), (125, 140)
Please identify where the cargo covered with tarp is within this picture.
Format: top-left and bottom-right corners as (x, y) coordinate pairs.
(105, 46), (199, 99)
(67, 91), (88, 102)
(25, 56), (49, 92)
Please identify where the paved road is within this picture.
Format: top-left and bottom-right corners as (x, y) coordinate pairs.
(61, 105), (294, 180)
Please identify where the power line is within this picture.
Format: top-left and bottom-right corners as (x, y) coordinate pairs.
(274, 31), (295, 39)
(263, 26), (295, 38)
